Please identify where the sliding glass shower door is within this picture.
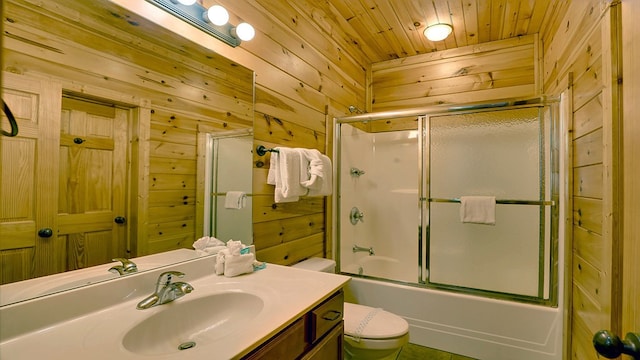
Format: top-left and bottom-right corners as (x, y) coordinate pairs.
(423, 106), (557, 301)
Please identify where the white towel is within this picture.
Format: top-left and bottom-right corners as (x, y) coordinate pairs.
(224, 253), (256, 277)
(224, 191), (246, 209)
(299, 148), (333, 196)
(267, 147), (307, 203)
(193, 236), (226, 256)
(459, 196), (496, 225)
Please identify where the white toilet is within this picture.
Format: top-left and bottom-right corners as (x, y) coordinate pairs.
(292, 258), (410, 360)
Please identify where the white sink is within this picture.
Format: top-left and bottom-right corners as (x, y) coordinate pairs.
(0, 258), (350, 360)
(122, 292), (264, 355)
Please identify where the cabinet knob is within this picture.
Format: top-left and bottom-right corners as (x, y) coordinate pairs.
(114, 216), (126, 224)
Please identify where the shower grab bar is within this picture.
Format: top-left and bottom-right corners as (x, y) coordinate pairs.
(426, 198), (554, 206)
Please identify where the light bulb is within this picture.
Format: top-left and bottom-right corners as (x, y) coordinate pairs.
(205, 5), (229, 26)
(234, 22), (255, 41)
(424, 23), (452, 41)
(175, 0), (197, 5)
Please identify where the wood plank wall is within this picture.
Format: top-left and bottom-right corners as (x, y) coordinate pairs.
(369, 34), (537, 112)
(199, 0), (369, 264)
(3, 0), (368, 272)
(542, 0), (621, 359)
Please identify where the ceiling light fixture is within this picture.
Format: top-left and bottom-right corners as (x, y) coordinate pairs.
(148, 0), (255, 47)
(424, 23), (452, 41)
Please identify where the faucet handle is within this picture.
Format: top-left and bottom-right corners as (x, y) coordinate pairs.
(109, 258), (138, 275)
(112, 258), (137, 271)
(157, 271), (185, 285)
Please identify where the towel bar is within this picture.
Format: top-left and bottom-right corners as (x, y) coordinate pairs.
(426, 198), (554, 206)
(256, 145), (279, 156)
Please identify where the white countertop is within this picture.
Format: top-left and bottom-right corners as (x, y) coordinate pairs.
(0, 257), (350, 360)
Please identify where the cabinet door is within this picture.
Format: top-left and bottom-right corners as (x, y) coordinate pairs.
(302, 321), (344, 360)
(1, 73), (61, 282)
(242, 317), (307, 360)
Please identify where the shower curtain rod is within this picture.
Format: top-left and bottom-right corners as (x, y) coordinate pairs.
(427, 198), (554, 206)
(334, 95), (559, 123)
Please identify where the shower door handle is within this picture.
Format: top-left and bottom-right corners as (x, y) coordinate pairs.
(593, 330), (640, 359)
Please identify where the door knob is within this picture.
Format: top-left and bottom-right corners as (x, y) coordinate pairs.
(114, 216), (126, 224)
(38, 228), (53, 238)
(593, 330), (640, 359)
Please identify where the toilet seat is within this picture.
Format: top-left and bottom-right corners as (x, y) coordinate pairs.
(343, 302), (409, 340)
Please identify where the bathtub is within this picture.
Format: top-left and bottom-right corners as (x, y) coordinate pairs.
(341, 258), (563, 360)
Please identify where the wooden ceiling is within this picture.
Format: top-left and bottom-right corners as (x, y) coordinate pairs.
(324, 0), (563, 63)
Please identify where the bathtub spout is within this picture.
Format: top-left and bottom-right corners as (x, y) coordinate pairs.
(353, 245), (375, 256)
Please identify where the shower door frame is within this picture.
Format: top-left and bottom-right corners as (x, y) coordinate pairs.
(419, 103), (560, 305)
(334, 96), (560, 306)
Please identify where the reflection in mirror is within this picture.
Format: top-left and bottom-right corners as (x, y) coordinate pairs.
(203, 130), (253, 245)
(0, 0), (254, 304)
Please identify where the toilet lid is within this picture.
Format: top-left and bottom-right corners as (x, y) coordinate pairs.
(343, 302), (409, 339)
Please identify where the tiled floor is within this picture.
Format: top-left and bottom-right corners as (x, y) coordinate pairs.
(398, 343), (478, 360)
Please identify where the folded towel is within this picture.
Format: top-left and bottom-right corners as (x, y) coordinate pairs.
(459, 196), (496, 225)
(299, 149), (332, 196)
(267, 147), (307, 203)
(224, 253), (256, 277)
(224, 191), (247, 209)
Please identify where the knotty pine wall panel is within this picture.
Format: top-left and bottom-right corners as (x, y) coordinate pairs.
(370, 35), (537, 111)
(542, 1), (619, 359)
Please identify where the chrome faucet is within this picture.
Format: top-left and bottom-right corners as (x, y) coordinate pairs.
(109, 258), (138, 275)
(136, 271), (194, 310)
(353, 245), (375, 256)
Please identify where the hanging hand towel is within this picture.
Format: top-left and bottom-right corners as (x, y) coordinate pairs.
(299, 148), (333, 196)
(459, 196), (496, 225)
(224, 191), (247, 209)
(266, 147), (307, 203)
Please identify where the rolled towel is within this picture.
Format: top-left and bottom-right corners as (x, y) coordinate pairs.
(226, 239), (244, 256)
(215, 249), (229, 275)
(224, 253), (256, 277)
(193, 236), (225, 251)
(459, 196), (496, 225)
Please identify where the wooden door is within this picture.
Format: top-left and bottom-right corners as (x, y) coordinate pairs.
(58, 97), (128, 270)
(0, 73), (61, 283)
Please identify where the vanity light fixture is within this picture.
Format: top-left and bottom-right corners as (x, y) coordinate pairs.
(148, 0), (255, 47)
(424, 23), (452, 41)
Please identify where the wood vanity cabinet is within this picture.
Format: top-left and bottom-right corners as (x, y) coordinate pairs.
(242, 290), (344, 360)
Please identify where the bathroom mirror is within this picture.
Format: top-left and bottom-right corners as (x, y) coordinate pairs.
(0, 0), (254, 306)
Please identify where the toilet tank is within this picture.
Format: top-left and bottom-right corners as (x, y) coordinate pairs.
(291, 257), (336, 273)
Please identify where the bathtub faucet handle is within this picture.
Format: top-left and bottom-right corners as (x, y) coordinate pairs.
(350, 207), (364, 225)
